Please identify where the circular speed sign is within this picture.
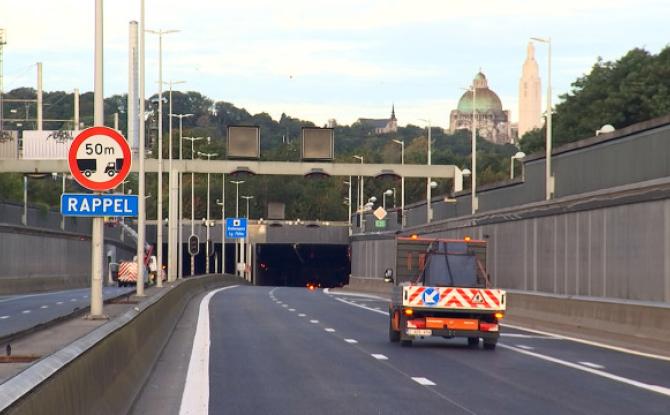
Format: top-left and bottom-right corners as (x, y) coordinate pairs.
(68, 126), (132, 191)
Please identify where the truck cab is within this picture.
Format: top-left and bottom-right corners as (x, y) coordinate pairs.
(386, 236), (506, 349)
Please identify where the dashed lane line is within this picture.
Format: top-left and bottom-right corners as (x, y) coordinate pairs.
(502, 323), (670, 362)
(288, 309), (296, 312)
(412, 377), (436, 386)
(0, 316), (9, 319)
(21, 310), (31, 314)
(298, 313), (306, 317)
(324, 328), (335, 332)
(40, 305), (48, 309)
(345, 339), (358, 344)
(371, 354), (388, 360)
(310, 320), (319, 324)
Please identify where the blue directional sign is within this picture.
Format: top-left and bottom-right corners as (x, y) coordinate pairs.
(422, 287), (440, 306)
(225, 217), (248, 238)
(61, 193), (139, 217)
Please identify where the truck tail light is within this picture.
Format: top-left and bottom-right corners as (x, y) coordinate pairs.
(494, 312), (504, 320)
(404, 308), (414, 316)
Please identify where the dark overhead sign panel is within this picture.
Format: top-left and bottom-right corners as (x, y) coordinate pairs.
(227, 126), (260, 159)
(302, 127), (334, 161)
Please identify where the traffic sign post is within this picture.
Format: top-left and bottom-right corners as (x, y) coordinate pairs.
(67, 124), (133, 319)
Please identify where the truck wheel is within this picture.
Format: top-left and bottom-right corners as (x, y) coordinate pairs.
(389, 315), (400, 343)
(84, 170), (92, 177)
(483, 340), (497, 350)
(400, 339), (412, 347)
(467, 337), (479, 348)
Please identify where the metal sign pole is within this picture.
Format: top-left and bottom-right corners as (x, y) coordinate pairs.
(90, 0), (105, 318)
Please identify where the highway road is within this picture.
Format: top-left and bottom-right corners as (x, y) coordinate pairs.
(0, 287), (133, 339)
(141, 286), (670, 415)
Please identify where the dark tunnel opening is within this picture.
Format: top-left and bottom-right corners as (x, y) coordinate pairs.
(255, 244), (350, 287)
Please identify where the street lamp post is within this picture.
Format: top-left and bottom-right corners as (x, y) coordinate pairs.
(392, 139), (405, 227)
(353, 155), (364, 230)
(383, 189), (394, 210)
(136, 0), (147, 297)
(531, 36), (553, 200)
(164, 80), (184, 282)
(419, 119), (433, 222)
(230, 180), (245, 277)
(344, 178), (352, 235)
(184, 136), (203, 275)
(146, 28), (178, 288)
(198, 147), (218, 274)
(172, 113), (193, 279)
(510, 151), (526, 179)
(241, 195), (254, 219)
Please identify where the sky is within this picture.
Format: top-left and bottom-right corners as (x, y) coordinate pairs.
(2, 0), (669, 128)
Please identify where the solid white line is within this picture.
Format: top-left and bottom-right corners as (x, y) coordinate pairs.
(516, 344), (535, 350)
(499, 344), (670, 397)
(345, 339), (358, 344)
(500, 333), (553, 339)
(579, 361), (605, 369)
(334, 297), (388, 316)
(324, 328), (335, 332)
(310, 320), (319, 324)
(324, 289), (388, 301)
(298, 313), (306, 317)
(412, 377), (436, 386)
(371, 354), (388, 360)
(179, 285), (239, 415)
(503, 323), (670, 362)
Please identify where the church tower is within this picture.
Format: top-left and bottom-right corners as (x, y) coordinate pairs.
(518, 42), (542, 138)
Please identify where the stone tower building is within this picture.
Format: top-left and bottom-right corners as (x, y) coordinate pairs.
(518, 42), (542, 138)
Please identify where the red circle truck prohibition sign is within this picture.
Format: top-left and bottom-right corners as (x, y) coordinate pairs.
(68, 126), (132, 191)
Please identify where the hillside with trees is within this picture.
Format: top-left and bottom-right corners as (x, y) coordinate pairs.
(0, 88), (519, 221)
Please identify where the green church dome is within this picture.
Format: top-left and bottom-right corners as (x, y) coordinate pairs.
(456, 72), (504, 113)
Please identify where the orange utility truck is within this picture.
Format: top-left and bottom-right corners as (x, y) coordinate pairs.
(386, 236), (506, 349)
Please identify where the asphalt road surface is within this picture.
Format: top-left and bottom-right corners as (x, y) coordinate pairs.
(169, 286), (670, 414)
(0, 287), (133, 339)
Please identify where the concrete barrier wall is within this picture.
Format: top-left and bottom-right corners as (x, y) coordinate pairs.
(0, 274), (244, 415)
(0, 224), (135, 294)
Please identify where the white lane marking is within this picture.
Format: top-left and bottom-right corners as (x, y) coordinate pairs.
(298, 313), (306, 317)
(310, 320), (319, 324)
(503, 323), (670, 362)
(500, 333), (553, 339)
(334, 297), (388, 316)
(579, 361), (605, 369)
(323, 288), (388, 301)
(180, 285), (239, 415)
(22, 310), (31, 314)
(70, 299), (77, 302)
(281, 304), (288, 308)
(288, 308), (296, 312)
(56, 301), (64, 305)
(371, 354), (388, 360)
(40, 305), (48, 309)
(499, 344), (670, 397)
(516, 344), (534, 350)
(0, 316), (9, 319)
(345, 339), (358, 344)
(412, 377), (436, 386)
(324, 328), (335, 332)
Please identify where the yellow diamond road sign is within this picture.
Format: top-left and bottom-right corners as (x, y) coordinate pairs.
(373, 207), (387, 220)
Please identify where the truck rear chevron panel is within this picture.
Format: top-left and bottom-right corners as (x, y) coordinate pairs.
(403, 286), (506, 310)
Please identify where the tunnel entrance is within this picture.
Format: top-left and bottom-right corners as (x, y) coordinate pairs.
(255, 244), (350, 287)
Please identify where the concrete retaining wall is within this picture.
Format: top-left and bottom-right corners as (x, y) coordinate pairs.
(0, 274), (243, 415)
(0, 224), (135, 294)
